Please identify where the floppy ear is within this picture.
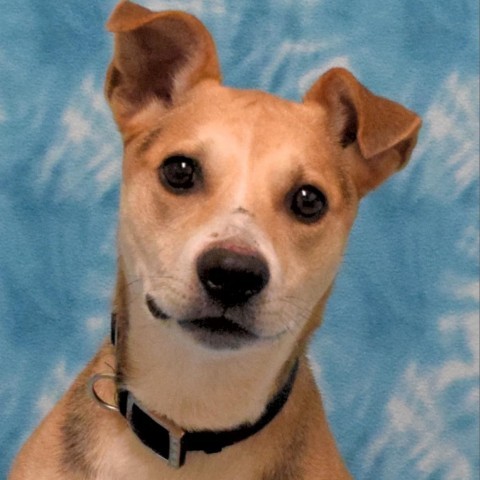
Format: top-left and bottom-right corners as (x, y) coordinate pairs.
(304, 68), (421, 197)
(105, 0), (221, 134)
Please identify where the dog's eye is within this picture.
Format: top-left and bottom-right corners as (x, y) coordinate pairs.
(160, 156), (200, 193)
(289, 185), (328, 223)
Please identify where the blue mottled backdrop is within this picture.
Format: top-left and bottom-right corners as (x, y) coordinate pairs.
(1, 1), (478, 478)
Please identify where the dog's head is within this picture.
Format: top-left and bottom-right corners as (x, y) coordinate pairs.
(106, 2), (421, 359)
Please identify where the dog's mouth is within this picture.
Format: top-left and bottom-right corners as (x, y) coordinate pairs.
(145, 294), (258, 350)
(178, 316), (258, 350)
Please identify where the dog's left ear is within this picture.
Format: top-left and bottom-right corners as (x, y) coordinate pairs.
(304, 68), (421, 197)
(105, 1), (221, 134)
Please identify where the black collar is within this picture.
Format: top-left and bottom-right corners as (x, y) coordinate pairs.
(113, 309), (299, 469)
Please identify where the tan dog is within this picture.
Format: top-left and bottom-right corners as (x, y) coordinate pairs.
(9, 2), (421, 479)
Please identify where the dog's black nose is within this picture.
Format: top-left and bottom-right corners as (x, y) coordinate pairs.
(197, 248), (270, 308)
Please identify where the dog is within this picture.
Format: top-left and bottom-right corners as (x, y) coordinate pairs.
(9, 1), (421, 479)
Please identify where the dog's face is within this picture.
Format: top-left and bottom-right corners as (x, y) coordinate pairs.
(118, 83), (357, 352)
(107, 2), (420, 360)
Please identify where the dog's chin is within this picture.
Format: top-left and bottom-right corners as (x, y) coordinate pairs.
(178, 316), (259, 350)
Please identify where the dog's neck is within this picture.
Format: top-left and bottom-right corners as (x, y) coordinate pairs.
(113, 271), (301, 432)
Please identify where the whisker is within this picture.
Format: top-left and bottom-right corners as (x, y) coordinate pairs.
(103, 361), (116, 372)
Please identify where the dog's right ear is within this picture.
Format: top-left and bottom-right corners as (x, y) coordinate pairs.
(105, 1), (221, 134)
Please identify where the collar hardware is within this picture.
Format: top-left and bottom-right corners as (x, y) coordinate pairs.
(123, 390), (186, 468)
(88, 373), (120, 413)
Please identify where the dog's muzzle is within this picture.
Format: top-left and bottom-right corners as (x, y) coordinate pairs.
(145, 247), (271, 350)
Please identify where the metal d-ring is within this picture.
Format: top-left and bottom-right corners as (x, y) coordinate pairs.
(87, 373), (120, 412)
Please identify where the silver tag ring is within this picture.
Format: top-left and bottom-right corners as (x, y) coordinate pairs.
(87, 373), (119, 412)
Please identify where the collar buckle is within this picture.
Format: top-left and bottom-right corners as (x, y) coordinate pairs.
(125, 391), (186, 468)
(167, 426), (186, 469)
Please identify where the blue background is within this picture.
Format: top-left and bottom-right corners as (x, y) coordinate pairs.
(1, 1), (478, 478)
